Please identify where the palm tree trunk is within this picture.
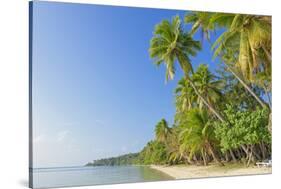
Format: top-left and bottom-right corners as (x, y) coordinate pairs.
(224, 63), (268, 109)
(201, 149), (208, 166)
(261, 45), (272, 62)
(186, 77), (226, 122)
(207, 142), (224, 166)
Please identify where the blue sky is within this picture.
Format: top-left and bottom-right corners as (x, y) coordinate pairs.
(32, 1), (220, 168)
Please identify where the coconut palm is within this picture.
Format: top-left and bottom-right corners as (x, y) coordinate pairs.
(178, 109), (224, 166)
(175, 65), (223, 118)
(184, 11), (214, 41)
(149, 15), (225, 122)
(211, 13), (271, 108)
(175, 78), (196, 113)
(166, 127), (183, 164)
(192, 64), (224, 110)
(155, 119), (171, 143)
(185, 12), (271, 109)
(212, 14), (271, 78)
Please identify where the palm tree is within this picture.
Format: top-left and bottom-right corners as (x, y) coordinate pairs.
(192, 64), (223, 110)
(166, 127), (183, 164)
(212, 14), (271, 78)
(149, 15), (225, 122)
(175, 65), (223, 119)
(211, 13), (271, 108)
(155, 119), (171, 143)
(178, 109), (224, 166)
(184, 11), (214, 41)
(185, 12), (271, 109)
(175, 78), (196, 113)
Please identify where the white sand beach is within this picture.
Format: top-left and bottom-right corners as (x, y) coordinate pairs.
(150, 163), (271, 179)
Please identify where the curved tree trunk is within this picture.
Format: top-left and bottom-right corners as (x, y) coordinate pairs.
(186, 76), (226, 122)
(224, 63), (268, 109)
(179, 59), (226, 122)
(201, 149), (208, 166)
(207, 141), (224, 166)
(262, 45), (272, 62)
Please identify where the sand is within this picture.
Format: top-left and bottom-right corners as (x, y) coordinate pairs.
(150, 163), (271, 179)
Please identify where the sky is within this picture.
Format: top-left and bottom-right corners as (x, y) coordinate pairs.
(32, 1), (221, 168)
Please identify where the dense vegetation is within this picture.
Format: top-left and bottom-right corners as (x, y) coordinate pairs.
(86, 153), (139, 166)
(87, 12), (271, 167)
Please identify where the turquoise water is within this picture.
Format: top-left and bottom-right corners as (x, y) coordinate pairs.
(32, 166), (173, 188)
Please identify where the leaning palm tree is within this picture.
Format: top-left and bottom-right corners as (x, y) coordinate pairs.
(149, 15), (225, 122)
(185, 12), (271, 109)
(212, 13), (271, 78)
(155, 119), (171, 143)
(211, 13), (271, 108)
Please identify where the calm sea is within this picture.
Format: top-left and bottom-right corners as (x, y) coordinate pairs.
(32, 165), (173, 188)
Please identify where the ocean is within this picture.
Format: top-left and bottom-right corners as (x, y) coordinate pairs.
(32, 165), (173, 188)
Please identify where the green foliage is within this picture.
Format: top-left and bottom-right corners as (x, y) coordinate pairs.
(149, 15), (201, 80)
(211, 14), (271, 82)
(191, 64), (224, 109)
(214, 105), (271, 153)
(86, 153), (140, 166)
(155, 119), (171, 143)
(175, 78), (196, 115)
(184, 11), (215, 41)
(86, 12), (272, 167)
(175, 65), (223, 117)
(138, 141), (168, 165)
(177, 109), (218, 161)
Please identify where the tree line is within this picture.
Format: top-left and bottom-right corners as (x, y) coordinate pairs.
(87, 12), (271, 167)
(142, 12), (271, 167)
(86, 153), (139, 166)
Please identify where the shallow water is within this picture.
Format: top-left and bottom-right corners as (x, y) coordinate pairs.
(32, 165), (173, 188)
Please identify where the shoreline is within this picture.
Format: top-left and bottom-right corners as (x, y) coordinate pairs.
(150, 163), (271, 179)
